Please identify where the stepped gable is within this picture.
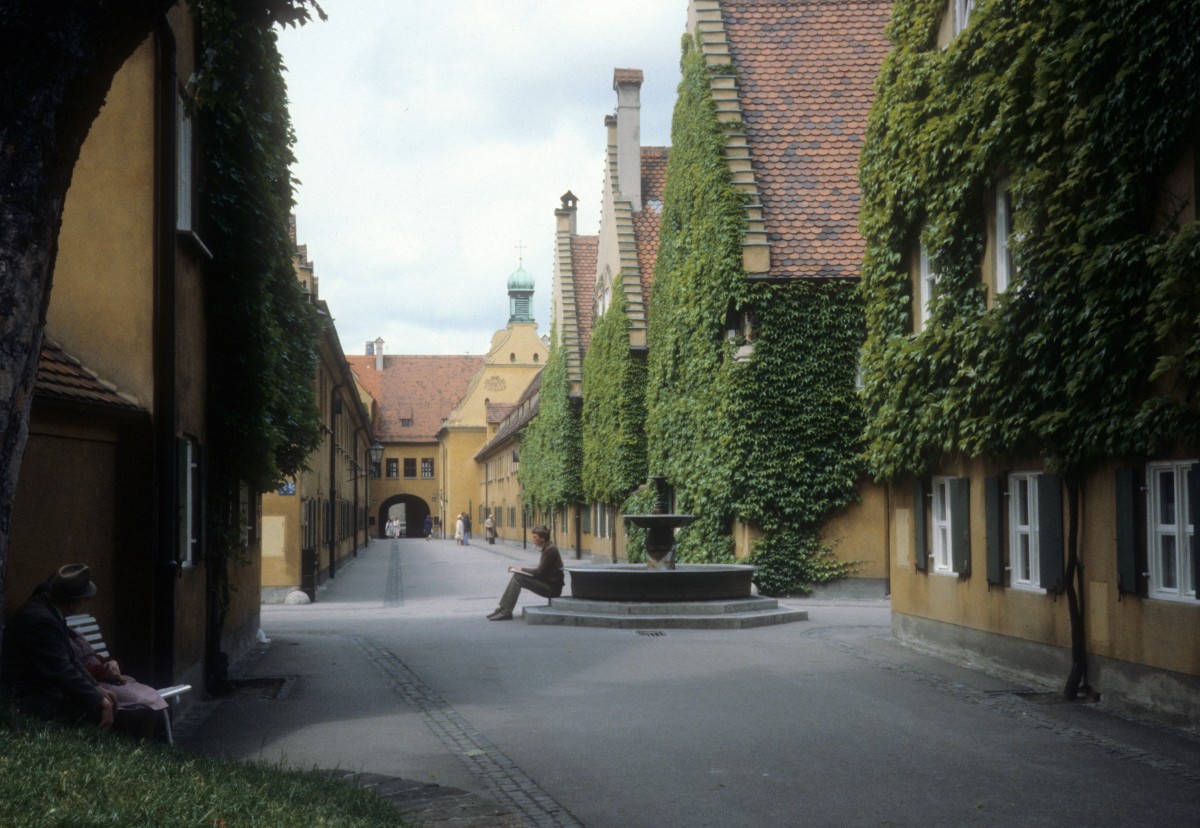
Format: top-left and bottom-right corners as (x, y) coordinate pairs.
(36, 339), (143, 411)
(346, 354), (482, 443)
(634, 146), (669, 308)
(719, 0), (892, 278)
(570, 235), (598, 352)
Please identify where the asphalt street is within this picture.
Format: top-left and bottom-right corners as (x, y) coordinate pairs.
(180, 536), (1200, 827)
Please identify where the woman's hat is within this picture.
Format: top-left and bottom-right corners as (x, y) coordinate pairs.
(49, 564), (98, 602)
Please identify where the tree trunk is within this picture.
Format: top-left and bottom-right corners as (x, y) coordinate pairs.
(0, 1), (172, 622)
(1062, 473), (1089, 699)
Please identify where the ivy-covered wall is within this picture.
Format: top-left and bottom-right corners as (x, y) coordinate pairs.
(581, 276), (647, 507)
(520, 324), (583, 513)
(197, 1), (323, 495)
(645, 34), (865, 593)
(859, 0), (1200, 480)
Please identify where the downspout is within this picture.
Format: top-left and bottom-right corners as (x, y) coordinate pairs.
(328, 382), (343, 577)
(152, 20), (179, 688)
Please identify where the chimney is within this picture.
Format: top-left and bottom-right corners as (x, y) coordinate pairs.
(556, 190), (579, 235)
(613, 68), (643, 211)
(372, 337), (385, 372)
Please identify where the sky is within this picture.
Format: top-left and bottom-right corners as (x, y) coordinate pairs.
(276, 1), (688, 357)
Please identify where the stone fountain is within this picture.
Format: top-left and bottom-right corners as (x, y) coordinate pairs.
(523, 478), (806, 626)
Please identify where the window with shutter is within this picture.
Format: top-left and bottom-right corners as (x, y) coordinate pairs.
(1145, 460), (1197, 603)
(949, 477), (971, 576)
(1114, 467), (1144, 595)
(985, 476), (1005, 585)
(1037, 474), (1063, 593)
(913, 478), (929, 571)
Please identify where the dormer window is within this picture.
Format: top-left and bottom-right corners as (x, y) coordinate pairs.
(953, 0), (974, 36)
(918, 239), (938, 330)
(400, 418), (413, 427)
(994, 180), (1015, 295)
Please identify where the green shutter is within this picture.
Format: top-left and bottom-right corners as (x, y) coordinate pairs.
(913, 478), (928, 571)
(1189, 464), (1200, 594)
(950, 477), (971, 576)
(194, 443), (207, 562)
(1115, 467), (1140, 594)
(985, 476), (1004, 585)
(1038, 473), (1064, 593)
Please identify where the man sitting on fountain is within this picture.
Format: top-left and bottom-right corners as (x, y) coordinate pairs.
(487, 525), (563, 621)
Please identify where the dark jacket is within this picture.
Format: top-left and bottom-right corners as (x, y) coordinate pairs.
(0, 592), (106, 721)
(526, 543), (565, 593)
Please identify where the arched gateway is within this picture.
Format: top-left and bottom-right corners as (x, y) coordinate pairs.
(377, 494), (431, 539)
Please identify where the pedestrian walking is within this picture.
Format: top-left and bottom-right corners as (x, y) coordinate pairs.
(423, 514), (433, 541)
(454, 513), (465, 546)
(485, 512), (496, 544)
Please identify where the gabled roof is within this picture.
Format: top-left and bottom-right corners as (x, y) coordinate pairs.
(346, 354), (482, 443)
(696, 0), (892, 279)
(35, 338), (144, 412)
(634, 146), (670, 310)
(570, 235), (599, 354)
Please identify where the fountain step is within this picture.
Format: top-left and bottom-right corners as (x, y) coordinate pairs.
(523, 597), (808, 630)
(551, 596), (780, 615)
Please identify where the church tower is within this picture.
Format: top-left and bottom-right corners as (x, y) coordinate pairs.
(508, 258), (535, 323)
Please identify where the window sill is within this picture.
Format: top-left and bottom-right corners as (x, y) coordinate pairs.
(1010, 582), (1047, 595)
(177, 229), (213, 260)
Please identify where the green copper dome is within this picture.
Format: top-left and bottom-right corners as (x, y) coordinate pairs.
(507, 264), (534, 292)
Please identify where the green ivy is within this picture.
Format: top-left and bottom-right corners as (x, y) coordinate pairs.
(520, 323), (583, 512)
(196, 1), (323, 493)
(581, 275), (648, 507)
(645, 34), (866, 594)
(859, 0), (1200, 479)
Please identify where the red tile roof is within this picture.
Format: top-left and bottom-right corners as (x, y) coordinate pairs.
(634, 147), (669, 309)
(346, 354), (482, 443)
(721, 0), (892, 278)
(35, 339), (144, 412)
(486, 401), (516, 424)
(570, 235), (599, 353)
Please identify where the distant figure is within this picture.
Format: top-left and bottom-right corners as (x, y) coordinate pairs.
(463, 513), (472, 545)
(455, 513), (465, 545)
(0, 565), (159, 735)
(487, 526), (563, 621)
(485, 512), (496, 544)
(424, 514), (433, 541)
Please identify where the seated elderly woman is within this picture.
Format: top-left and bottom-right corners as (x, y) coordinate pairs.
(0, 565), (162, 738)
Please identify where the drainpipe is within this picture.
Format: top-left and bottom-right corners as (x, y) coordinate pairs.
(152, 20), (179, 689)
(328, 383), (343, 577)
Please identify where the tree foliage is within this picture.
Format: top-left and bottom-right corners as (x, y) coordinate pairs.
(196, 0), (324, 492)
(646, 34), (864, 593)
(581, 276), (648, 506)
(859, 0), (1200, 480)
(520, 325), (583, 512)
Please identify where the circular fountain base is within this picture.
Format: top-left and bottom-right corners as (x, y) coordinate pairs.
(566, 564), (757, 602)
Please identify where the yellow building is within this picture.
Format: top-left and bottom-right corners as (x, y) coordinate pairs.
(260, 228), (374, 602)
(347, 346), (481, 540)
(6, 6), (259, 694)
(440, 265), (549, 534)
(476, 373), (541, 547)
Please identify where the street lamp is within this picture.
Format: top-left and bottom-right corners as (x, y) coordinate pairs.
(368, 441), (384, 466)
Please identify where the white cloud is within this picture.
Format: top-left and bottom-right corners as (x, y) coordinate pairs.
(278, 0), (685, 356)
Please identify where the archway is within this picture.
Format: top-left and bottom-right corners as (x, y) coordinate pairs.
(377, 494), (431, 538)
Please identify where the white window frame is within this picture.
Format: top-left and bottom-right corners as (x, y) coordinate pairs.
(953, 0), (974, 35)
(1146, 460), (1197, 602)
(931, 476), (954, 573)
(919, 241), (937, 330)
(179, 437), (201, 568)
(994, 181), (1014, 295)
(1008, 472), (1042, 590)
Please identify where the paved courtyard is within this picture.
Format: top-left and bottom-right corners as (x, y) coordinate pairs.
(181, 537), (1200, 827)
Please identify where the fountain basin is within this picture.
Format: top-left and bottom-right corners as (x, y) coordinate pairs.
(566, 564), (757, 602)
